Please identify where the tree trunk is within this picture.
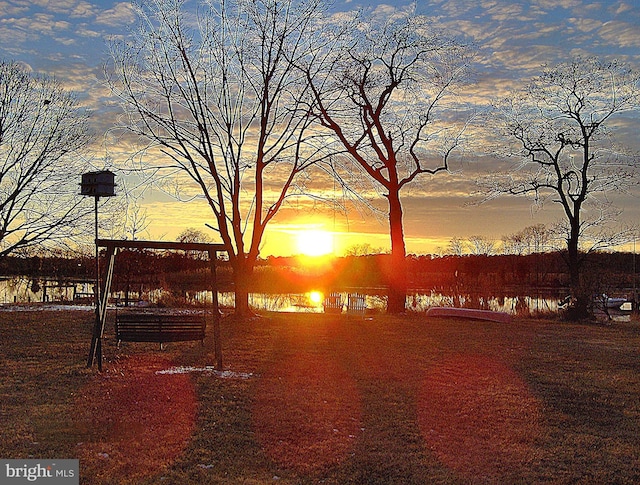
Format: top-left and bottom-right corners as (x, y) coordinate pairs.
(566, 220), (589, 320)
(233, 257), (254, 316)
(386, 190), (407, 314)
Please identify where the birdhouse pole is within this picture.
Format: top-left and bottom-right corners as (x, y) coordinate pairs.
(80, 171), (116, 370)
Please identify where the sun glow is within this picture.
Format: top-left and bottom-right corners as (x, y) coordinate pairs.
(296, 229), (334, 256)
(308, 291), (323, 305)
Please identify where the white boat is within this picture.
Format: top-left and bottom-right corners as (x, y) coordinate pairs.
(426, 307), (512, 324)
(603, 296), (627, 309)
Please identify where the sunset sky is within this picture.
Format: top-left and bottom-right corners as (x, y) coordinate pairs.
(1, 0), (639, 256)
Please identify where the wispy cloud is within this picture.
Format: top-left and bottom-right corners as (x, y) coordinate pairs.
(532, 0), (581, 11)
(611, 1), (637, 16)
(0, 2), (28, 17)
(568, 17), (602, 33)
(598, 21), (640, 48)
(94, 2), (135, 26)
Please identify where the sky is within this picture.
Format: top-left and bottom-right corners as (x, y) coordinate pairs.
(1, 0), (639, 257)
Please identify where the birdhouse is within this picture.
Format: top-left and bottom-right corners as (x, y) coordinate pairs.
(80, 171), (116, 197)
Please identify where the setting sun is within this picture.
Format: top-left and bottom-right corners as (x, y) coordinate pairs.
(296, 230), (334, 257)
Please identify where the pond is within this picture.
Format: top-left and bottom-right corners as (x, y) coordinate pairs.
(2, 277), (632, 321)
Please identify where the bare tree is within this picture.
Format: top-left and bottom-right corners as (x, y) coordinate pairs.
(501, 231), (526, 256)
(502, 224), (551, 255)
(0, 60), (93, 256)
(523, 223), (551, 254)
(467, 235), (496, 256)
(107, 0), (329, 314)
(447, 236), (466, 256)
(122, 201), (150, 241)
(344, 242), (385, 257)
(178, 227), (211, 245)
(484, 57), (640, 318)
(299, 7), (472, 312)
(178, 227), (211, 260)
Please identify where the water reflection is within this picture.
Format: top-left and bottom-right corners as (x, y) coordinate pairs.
(407, 292), (562, 315)
(220, 291), (327, 313)
(0, 277), (92, 303)
(2, 277), (632, 321)
(220, 291), (563, 316)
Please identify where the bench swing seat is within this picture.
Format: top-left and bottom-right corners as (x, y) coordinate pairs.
(116, 311), (206, 349)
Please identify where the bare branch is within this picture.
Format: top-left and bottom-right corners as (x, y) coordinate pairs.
(0, 61), (94, 256)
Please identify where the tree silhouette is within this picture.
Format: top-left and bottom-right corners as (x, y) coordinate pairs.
(299, 7), (472, 312)
(107, 0), (329, 314)
(485, 57), (640, 318)
(0, 60), (93, 256)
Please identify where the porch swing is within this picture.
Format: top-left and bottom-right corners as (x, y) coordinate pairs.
(86, 239), (228, 371)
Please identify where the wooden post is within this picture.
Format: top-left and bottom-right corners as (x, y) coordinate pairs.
(86, 197), (101, 369)
(209, 250), (223, 370)
(86, 244), (116, 370)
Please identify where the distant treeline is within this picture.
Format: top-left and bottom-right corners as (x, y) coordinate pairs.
(2, 250), (637, 298)
(0, 254), (93, 281)
(258, 252), (637, 296)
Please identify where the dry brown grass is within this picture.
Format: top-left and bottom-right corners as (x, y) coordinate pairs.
(1, 307), (639, 484)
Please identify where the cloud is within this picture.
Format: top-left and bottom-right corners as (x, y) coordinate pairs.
(532, 0), (581, 11)
(71, 1), (99, 18)
(568, 17), (602, 33)
(483, 2), (531, 23)
(400, 192), (557, 241)
(613, 2), (636, 16)
(0, 12), (72, 39)
(75, 24), (101, 39)
(95, 2), (135, 26)
(0, 1), (28, 16)
(32, 0), (85, 15)
(0, 24), (31, 48)
(598, 21), (640, 48)
(424, 0), (479, 18)
(371, 4), (403, 17)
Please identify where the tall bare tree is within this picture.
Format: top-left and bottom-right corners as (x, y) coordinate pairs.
(299, 8), (472, 312)
(0, 60), (93, 256)
(107, 0), (329, 314)
(484, 57), (640, 318)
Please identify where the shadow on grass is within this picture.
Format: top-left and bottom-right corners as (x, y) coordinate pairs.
(1, 309), (639, 484)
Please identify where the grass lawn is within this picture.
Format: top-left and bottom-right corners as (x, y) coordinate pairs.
(1, 307), (639, 484)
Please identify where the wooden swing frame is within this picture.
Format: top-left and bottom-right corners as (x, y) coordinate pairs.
(86, 239), (228, 371)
